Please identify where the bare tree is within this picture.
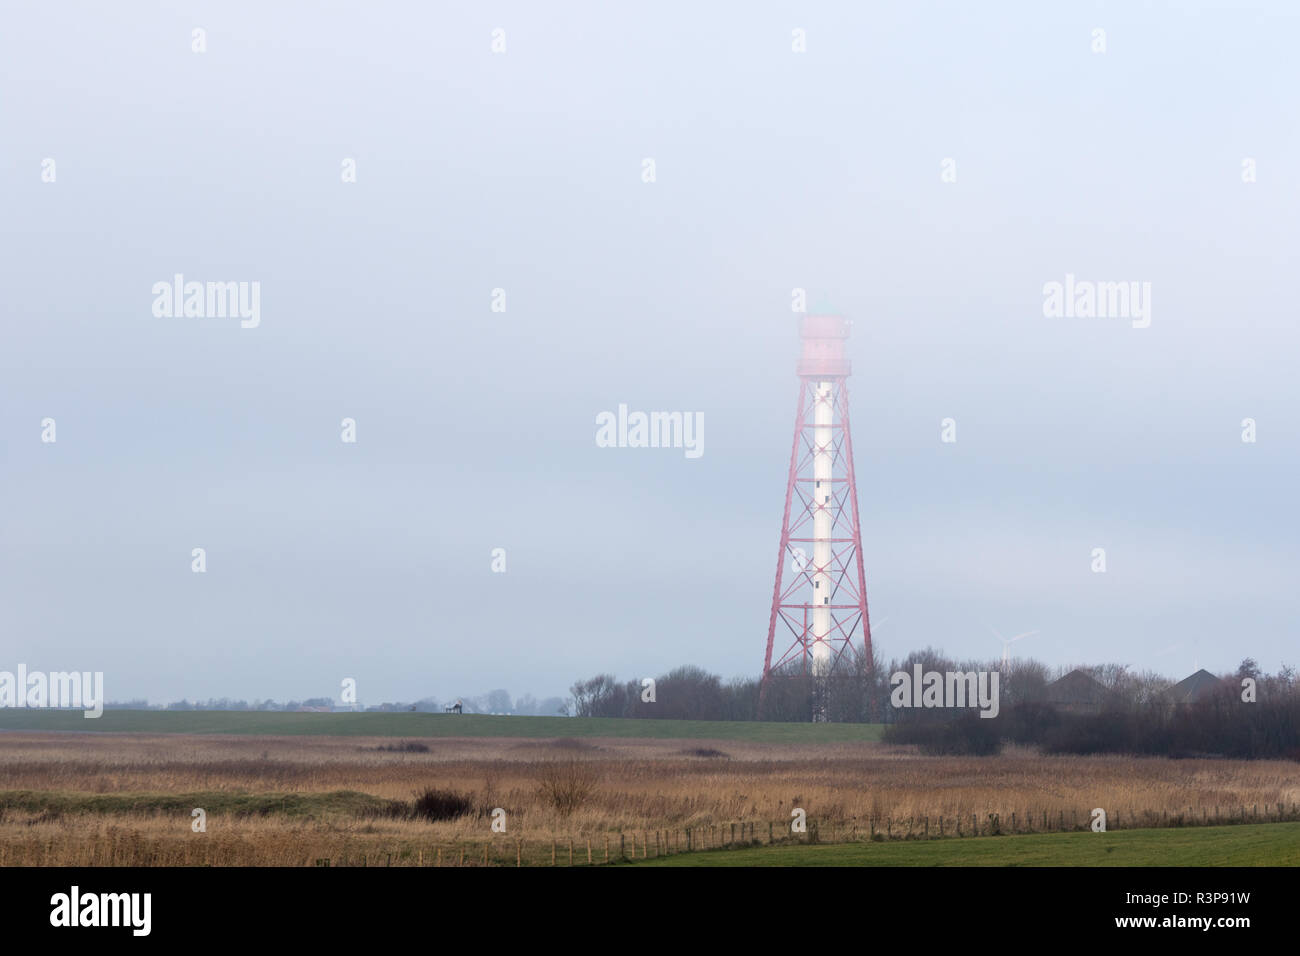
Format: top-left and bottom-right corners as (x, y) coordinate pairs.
(568, 674), (620, 718)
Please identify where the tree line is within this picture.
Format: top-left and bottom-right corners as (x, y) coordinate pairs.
(568, 654), (1300, 759)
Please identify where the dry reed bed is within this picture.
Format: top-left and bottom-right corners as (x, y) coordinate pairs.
(0, 814), (516, 867)
(1, 732), (1297, 866)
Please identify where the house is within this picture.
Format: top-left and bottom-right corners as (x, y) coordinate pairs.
(1044, 669), (1108, 715)
(1165, 669), (1232, 706)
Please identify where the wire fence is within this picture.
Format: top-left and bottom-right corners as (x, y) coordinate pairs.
(310, 801), (1300, 866)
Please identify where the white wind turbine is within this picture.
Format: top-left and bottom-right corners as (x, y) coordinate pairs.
(992, 626), (1038, 668)
(857, 616), (886, 667)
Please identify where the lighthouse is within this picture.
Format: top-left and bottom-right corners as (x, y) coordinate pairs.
(760, 315), (873, 718)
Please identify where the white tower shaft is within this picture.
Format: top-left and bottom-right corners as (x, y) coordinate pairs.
(812, 381), (833, 676)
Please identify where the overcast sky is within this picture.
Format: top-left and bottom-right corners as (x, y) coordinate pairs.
(2, 2), (1297, 706)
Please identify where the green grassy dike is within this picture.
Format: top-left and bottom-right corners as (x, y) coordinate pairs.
(0, 709), (884, 742)
(629, 821), (1300, 866)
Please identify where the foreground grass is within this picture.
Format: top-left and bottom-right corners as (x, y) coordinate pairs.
(6, 815), (1290, 866)
(634, 822), (1300, 867)
(0, 710), (884, 743)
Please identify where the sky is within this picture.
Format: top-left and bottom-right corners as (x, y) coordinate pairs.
(2, 1), (1297, 706)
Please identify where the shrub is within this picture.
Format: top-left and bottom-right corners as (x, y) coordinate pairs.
(537, 760), (600, 816)
(411, 787), (474, 821)
(377, 799), (411, 819)
(883, 711), (1002, 755)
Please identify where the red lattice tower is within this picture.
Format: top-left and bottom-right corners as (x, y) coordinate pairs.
(760, 315), (873, 711)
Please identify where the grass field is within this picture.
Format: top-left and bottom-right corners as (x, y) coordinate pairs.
(0, 710), (884, 743)
(633, 822), (1300, 867)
